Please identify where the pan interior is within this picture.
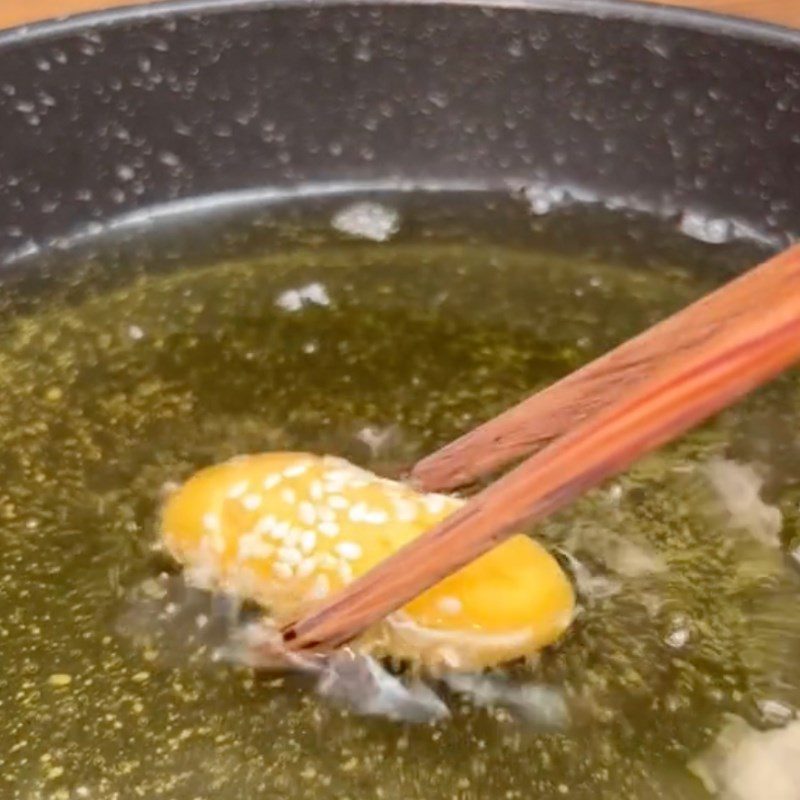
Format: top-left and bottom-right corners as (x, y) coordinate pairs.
(2, 190), (799, 800)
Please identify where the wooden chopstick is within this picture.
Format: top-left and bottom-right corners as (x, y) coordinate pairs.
(283, 245), (800, 653)
(412, 246), (800, 493)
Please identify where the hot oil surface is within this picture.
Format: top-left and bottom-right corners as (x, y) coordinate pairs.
(2, 199), (800, 800)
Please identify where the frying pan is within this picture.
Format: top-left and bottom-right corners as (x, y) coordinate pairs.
(0, 0), (798, 271)
(1, 2), (800, 797)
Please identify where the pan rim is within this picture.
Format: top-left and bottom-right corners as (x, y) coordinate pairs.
(0, 0), (798, 51)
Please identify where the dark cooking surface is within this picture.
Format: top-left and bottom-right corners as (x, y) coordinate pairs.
(0, 0), (799, 265)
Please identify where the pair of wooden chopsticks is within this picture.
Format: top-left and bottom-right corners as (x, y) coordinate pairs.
(283, 245), (800, 653)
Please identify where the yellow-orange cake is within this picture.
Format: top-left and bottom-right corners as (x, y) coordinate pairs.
(160, 452), (575, 670)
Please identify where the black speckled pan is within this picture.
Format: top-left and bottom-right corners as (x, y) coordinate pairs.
(0, 0), (798, 264)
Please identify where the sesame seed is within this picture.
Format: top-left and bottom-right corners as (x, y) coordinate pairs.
(238, 534), (273, 560)
(242, 493), (262, 511)
(298, 502), (316, 526)
(272, 562), (293, 580)
(424, 494), (449, 514)
(310, 574), (330, 599)
(364, 509), (389, 525)
(337, 562), (353, 583)
(394, 498), (418, 522)
(285, 527), (305, 547)
(281, 488), (297, 505)
(237, 535), (254, 558)
(255, 515), (276, 533)
(335, 541), (362, 561)
(328, 495), (349, 509)
(323, 469), (351, 483)
(300, 530), (317, 554)
(283, 462), (309, 478)
(310, 481), (324, 501)
(270, 521), (289, 540)
(226, 480), (249, 499)
(437, 596), (462, 615)
(319, 554), (338, 570)
(319, 521), (340, 538)
(297, 557), (318, 578)
(348, 503), (368, 523)
(277, 547), (302, 566)
(202, 512), (221, 532)
(262, 474), (282, 490)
